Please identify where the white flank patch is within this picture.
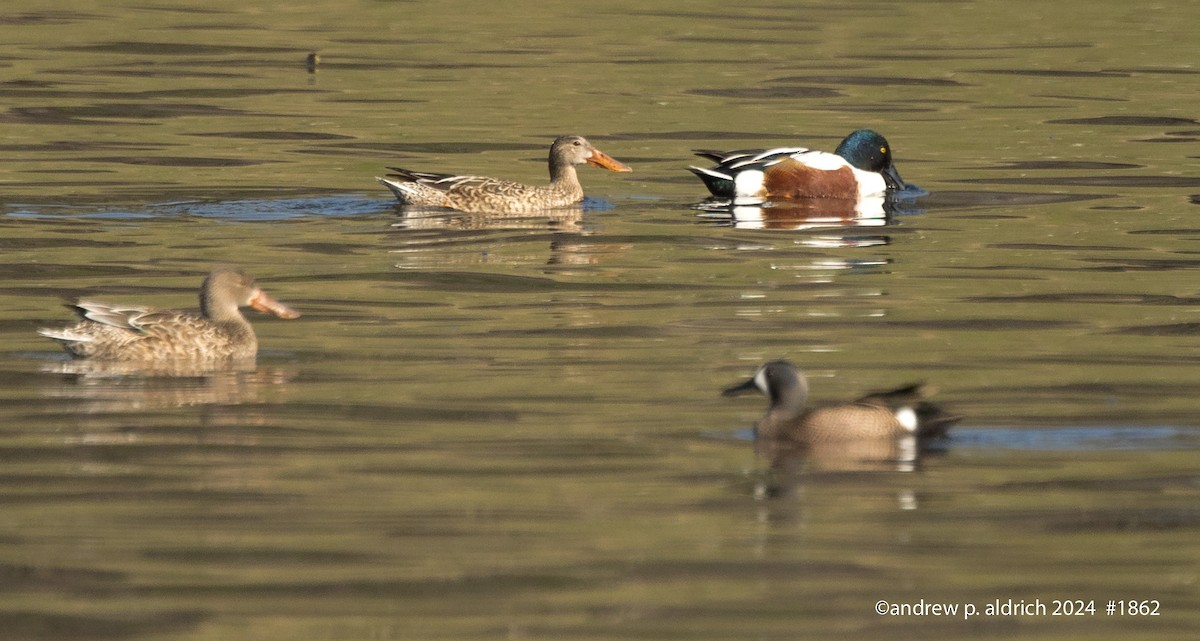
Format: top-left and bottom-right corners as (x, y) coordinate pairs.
(733, 169), (766, 198)
(852, 169), (887, 198)
(894, 406), (918, 432)
(789, 150), (847, 171)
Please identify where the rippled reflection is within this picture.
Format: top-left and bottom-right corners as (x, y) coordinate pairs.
(39, 362), (296, 412)
(694, 196), (888, 230)
(3, 0), (1200, 638)
(391, 205), (585, 232)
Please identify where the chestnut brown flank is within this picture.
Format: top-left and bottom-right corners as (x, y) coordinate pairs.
(763, 160), (858, 199)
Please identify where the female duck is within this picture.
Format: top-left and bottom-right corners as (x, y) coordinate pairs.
(39, 268), (300, 363)
(378, 135), (631, 214)
(689, 129), (908, 204)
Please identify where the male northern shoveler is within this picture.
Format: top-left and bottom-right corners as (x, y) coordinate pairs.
(688, 129), (908, 204)
(39, 268), (300, 363)
(722, 360), (959, 451)
(377, 135), (632, 214)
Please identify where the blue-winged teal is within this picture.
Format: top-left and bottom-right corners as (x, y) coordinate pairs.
(689, 129), (908, 204)
(722, 360), (958, 447)
(378, 135), (631, 214)
(39, 268), (300, 362)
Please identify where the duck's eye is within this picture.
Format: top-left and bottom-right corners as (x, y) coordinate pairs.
(573, 140), (582, 146)
(880, 146), (888, 154)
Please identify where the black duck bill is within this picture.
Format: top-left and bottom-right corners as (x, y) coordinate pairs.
(722, 374), (762, 397)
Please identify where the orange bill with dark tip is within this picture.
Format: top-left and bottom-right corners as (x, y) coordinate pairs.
(586, 148), (632, 173)
(249, 291), (301, 319)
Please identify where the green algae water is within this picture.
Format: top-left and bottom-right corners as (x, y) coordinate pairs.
(1, 1), (1198, 639)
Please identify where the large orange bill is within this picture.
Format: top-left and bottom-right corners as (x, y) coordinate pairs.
(586, 148), (632, 173)
(250, 290), (301, 319)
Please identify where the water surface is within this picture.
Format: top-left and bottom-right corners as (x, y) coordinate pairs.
(2, 1), (1199, 639)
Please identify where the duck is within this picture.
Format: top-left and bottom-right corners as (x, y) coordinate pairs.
(377, 135), (631, 214)
(39, 268), (300, 363)
(688, 129), (908, 204)
(722, 360), (959, 451)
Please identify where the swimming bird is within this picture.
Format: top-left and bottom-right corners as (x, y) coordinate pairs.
(722, 360), (958, 451)
(377, 135), (631, 214)
(689, 129), (908, 204)
(39, 268), (300, 363)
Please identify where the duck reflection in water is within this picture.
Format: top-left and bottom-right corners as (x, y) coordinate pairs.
(692, 189), (927, 231)
(694, 196), (890, 231)
(390, 201), (633, 269)
(39, 365), (297, 414)
(723, 360), (960, 495)
(392, 204), (586, 233)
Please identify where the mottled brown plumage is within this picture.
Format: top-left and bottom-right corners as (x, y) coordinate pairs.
(722, 360), (959, 452)
(39, 269), (300, 364)
(377, 135), (631, 214)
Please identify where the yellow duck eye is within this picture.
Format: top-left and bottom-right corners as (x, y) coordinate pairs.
(880, 146), (888, 154)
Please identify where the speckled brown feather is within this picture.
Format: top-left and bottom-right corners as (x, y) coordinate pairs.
(48, 306), (257, 361)
(378, 135), (630, 214)
(762, 402), (912, 444)
(381, 171), (586, 214)
(38, 269), (299, 364)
